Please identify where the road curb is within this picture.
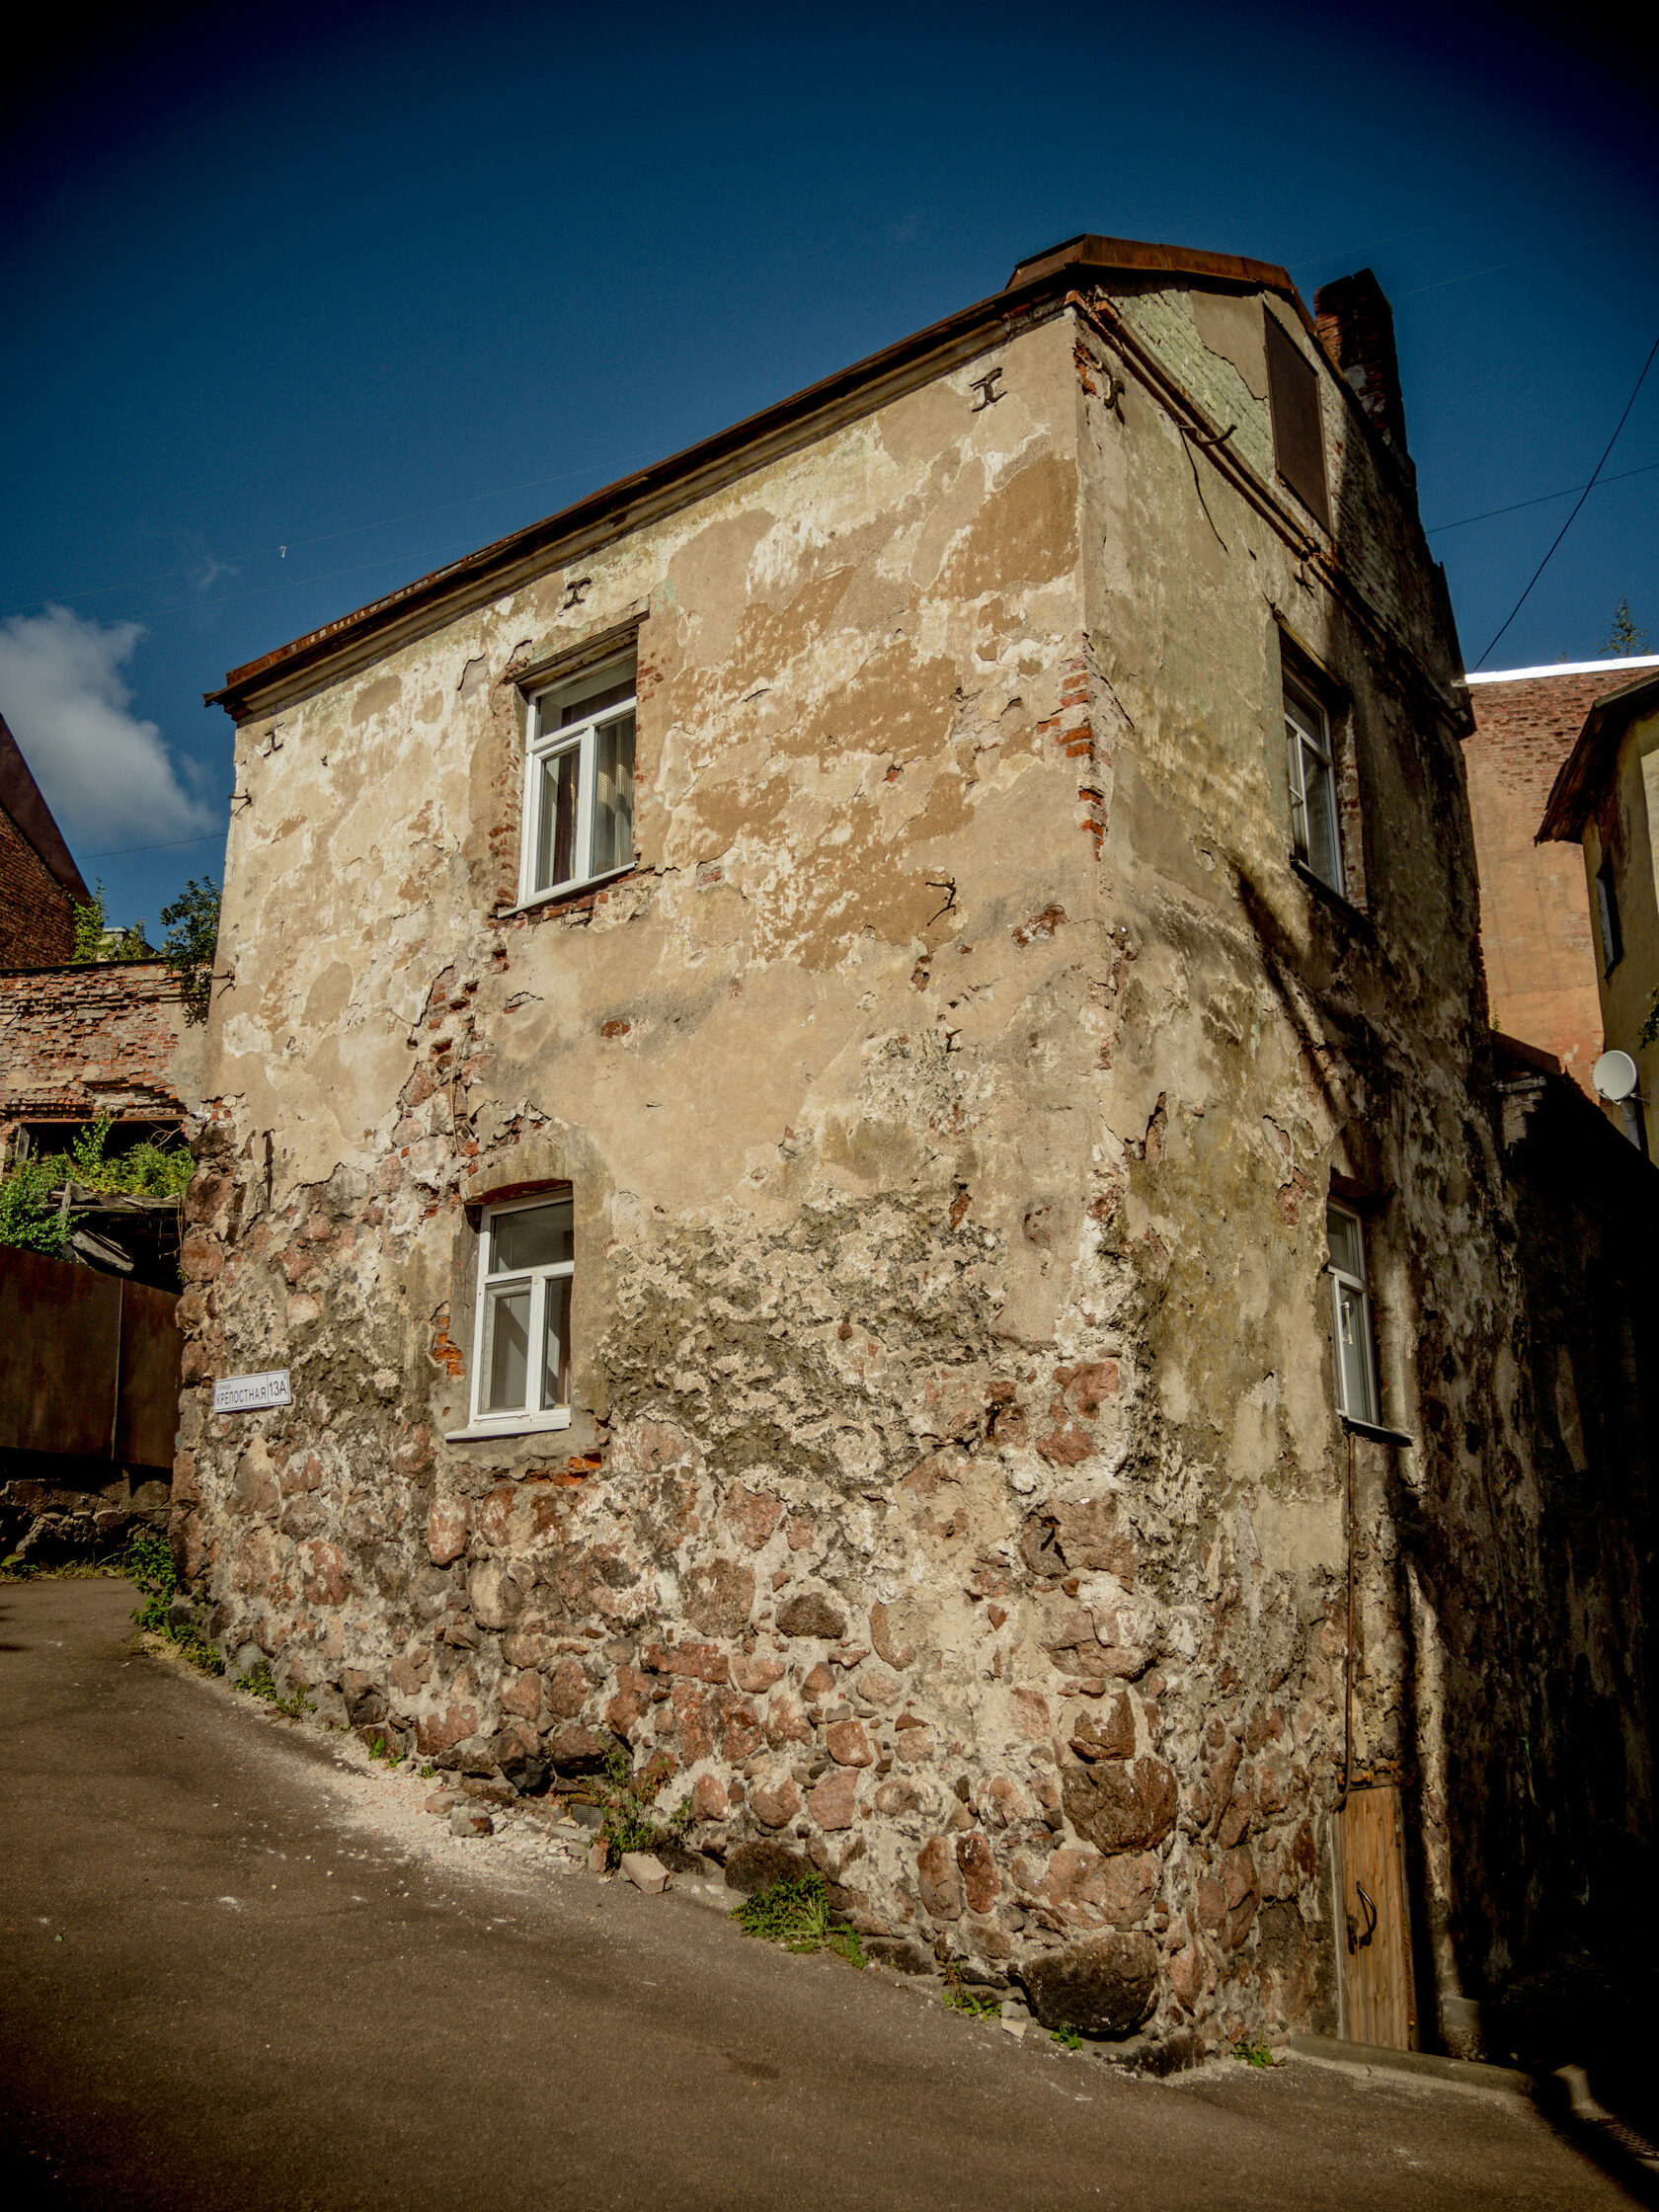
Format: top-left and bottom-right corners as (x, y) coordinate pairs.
(1285, 2033), (1537, 2098)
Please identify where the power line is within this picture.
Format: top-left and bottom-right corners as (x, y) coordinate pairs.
(1475, 333), (1659, 670)
(1425, 455), (1659, 536)
(80, 828), (226, 860)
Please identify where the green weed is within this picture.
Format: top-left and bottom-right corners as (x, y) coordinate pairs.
(0, 1114), (193, 1259)
(942, 1968), (1002, 2020)
(731, 1871), (865, 1968)
(587, 1747), (691, 1868)
(1233, 2038), (1278, 2069)
(1051, 2025), (1084, 2051)
(125, 1527), (223, 1675)
(235, 1658), (313, 1718)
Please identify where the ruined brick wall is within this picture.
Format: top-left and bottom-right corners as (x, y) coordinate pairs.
(1463, 669), (1624, 1091)
(180, 273), (1554, 2060)
(0, 804), (76, 967)
(0, 960), (204, 1149)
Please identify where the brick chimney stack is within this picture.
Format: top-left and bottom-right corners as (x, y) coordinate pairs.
(1314, 268), (1409, 464)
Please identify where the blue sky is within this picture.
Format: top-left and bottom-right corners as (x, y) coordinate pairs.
(2, 0), (1655, 933)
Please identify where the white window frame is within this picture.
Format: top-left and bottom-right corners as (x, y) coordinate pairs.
(1326, 1200), (1381, 1427)
(516, 654), (637, 909)
(450, 1193), (574, 1441)
(1285, 671), (1345, 897)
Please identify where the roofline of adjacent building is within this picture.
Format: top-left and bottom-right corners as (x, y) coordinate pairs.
(1466, 654), (1659, 686)
(207, 236), (1337, 723)
(0, 712), (92, 907)
(0, 956), (172, 980)
(1538, 666), (1659, 842)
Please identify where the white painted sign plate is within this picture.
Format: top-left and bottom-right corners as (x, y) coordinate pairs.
(212, 1370), (292, 1414)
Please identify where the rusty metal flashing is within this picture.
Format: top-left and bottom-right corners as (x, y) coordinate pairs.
(207, 236), (1444, 727)
(1538, 669), (1659, 843)
(207, 288), (1059, 721)
(1006, 234), (1315, 332)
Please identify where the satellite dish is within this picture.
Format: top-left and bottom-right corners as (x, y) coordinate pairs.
(1592, 1050), (1639, 1102)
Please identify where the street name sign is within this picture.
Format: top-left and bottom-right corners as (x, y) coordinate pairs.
(212, 1370), (292, 1414)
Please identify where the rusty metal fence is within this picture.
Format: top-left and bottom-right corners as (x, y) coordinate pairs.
(0, 1245), (181, 1468)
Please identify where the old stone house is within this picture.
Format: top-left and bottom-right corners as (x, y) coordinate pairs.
(183, 235), (1626, 2060)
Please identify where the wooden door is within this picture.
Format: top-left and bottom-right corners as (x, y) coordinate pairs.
(1335, 1784), (1417, 2050)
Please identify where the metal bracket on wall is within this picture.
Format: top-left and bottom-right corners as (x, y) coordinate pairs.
(1348, 1880), (1378, 1953)
(970, 367), (1004, 411)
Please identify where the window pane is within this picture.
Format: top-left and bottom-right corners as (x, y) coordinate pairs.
(1286, 724), (1310, 862)
(591, 712), (635, 876)
(541, 1273), (572, 1410)
(1326, 1204), (1364, 1281)
(1335, 1280), (1376, 1422)
(490, 1198), (573, 1273)
(534, 748), (580, 890)
(557, 674), (635, 728)
(482, 1283), (531, 1412)
(1303, 740), (1342, 889)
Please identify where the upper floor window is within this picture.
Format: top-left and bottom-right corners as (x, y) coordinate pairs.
(1285, 666), (1345, 896)
(470, 1192), (574, 1434)
(520, 656), (636, 905)
(1264, 309), (1332, 533)
(1326, 1200), (1380, 1427)
(1595, 857), (1623, 976)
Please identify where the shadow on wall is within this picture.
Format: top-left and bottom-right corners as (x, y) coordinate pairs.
(1232, 844), (1659, 2075)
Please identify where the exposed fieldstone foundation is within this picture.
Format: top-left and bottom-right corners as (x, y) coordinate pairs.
(180, 1095), (1341, 2048)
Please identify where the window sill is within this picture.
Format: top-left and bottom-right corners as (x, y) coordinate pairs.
(445, 1410), (573, 1443)
(1291, 855), (1372, 932)
(499, 865), (635, 920)
(1341, 1414), (1414, 1448)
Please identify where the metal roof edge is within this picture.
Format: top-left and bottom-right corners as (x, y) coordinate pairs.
(1465, 654), (1659, 684)
(208, 277), (1058, 718)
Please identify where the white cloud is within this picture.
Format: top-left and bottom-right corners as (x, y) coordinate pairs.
(0, 605), (213, 850)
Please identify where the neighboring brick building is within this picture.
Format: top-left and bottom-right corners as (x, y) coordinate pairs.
(0, 959), (205, 1162)
(1463, 658), (1659, 1090)
(1540, 666), (1659, 1155)
(0, 710), (90, 967)
(182, 233), (1651, 2065)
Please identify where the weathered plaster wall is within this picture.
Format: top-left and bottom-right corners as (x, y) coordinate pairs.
(179, 276), (1553, 2059)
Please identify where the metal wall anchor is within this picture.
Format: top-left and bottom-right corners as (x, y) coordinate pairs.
(1347, 1881), (1378, 1954)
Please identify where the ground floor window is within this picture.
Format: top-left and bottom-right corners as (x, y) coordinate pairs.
(469, 1192), (574, 1433)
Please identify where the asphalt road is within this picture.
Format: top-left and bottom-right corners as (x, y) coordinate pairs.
(0, 1578), (1638, 2212)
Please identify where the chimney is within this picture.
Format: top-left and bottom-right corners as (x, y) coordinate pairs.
(1313, 268), (1409, 463)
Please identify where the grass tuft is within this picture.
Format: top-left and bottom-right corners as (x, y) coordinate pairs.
(126, 1526), (223, 1674)
(731, 1871), (864, 1967)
